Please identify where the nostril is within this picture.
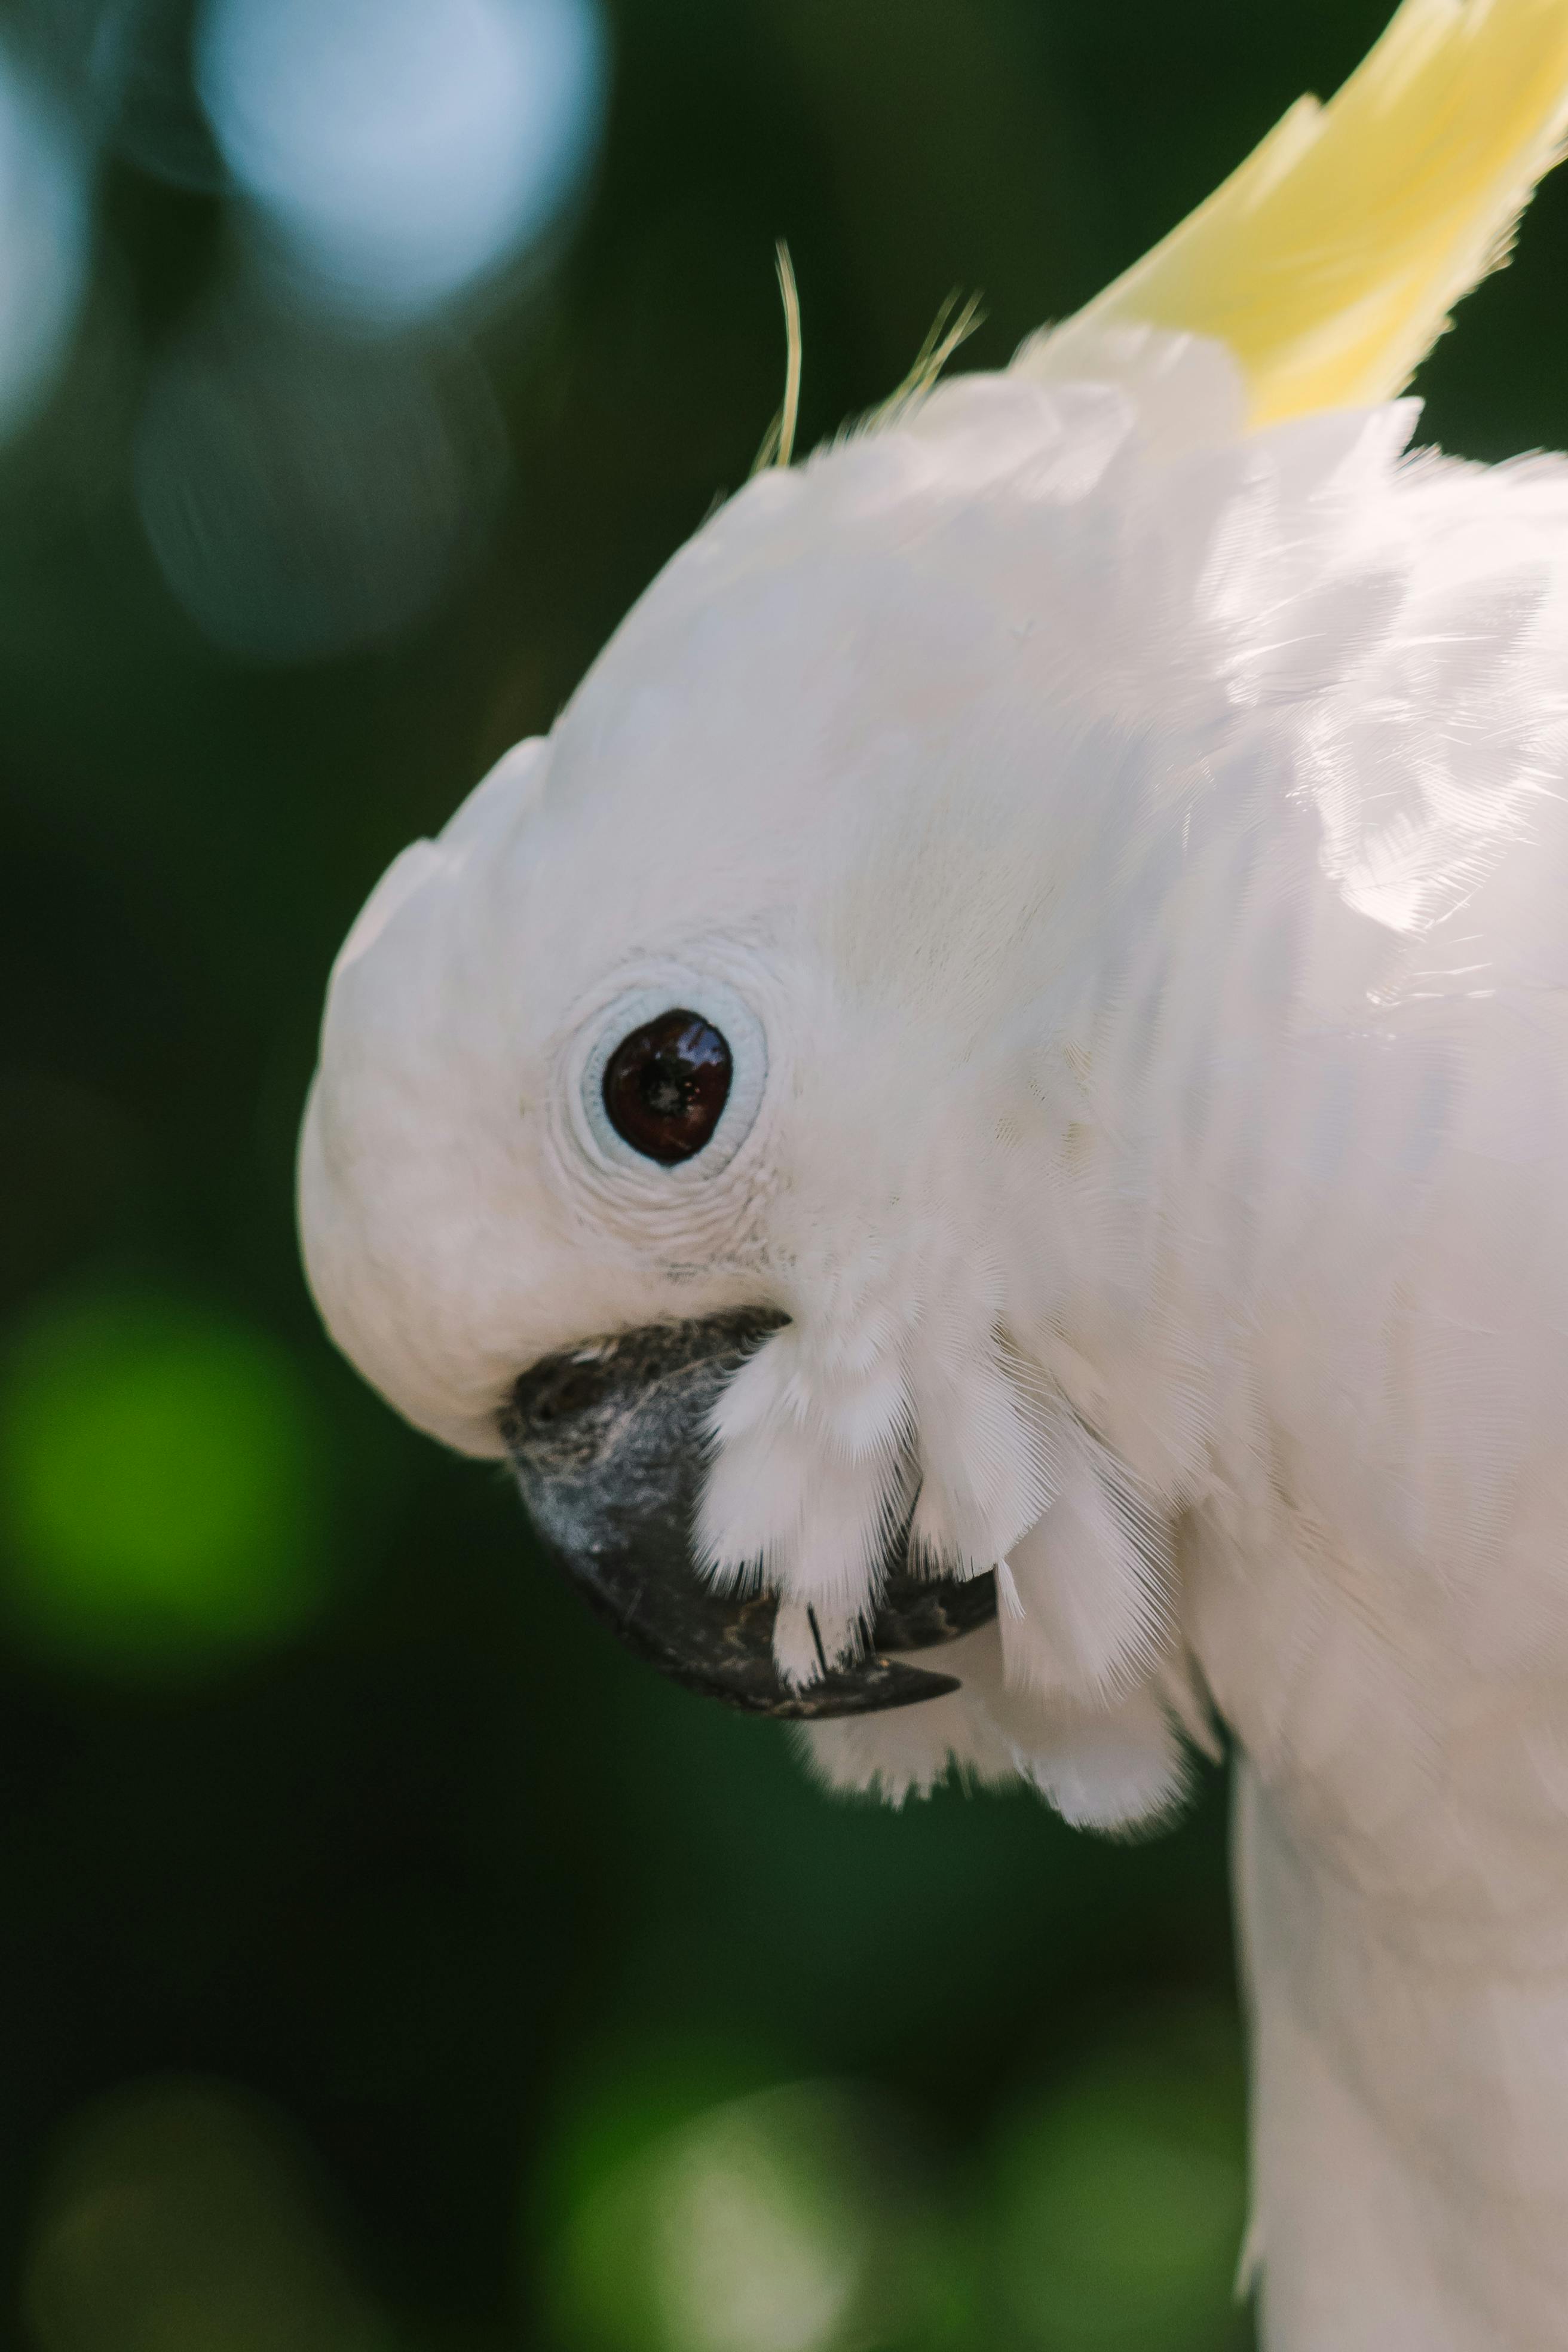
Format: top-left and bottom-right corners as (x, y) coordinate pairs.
(528, 1358), (616, 1425)
(507, 1349), (631, 1447)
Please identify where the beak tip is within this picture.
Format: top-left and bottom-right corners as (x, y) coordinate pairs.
(765, 1655), (965, 1720)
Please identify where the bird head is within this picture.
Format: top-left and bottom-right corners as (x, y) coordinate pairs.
(299, 0), (1568, 1825)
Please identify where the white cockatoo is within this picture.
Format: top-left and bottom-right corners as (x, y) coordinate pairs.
(300, 2), (1568, 2341)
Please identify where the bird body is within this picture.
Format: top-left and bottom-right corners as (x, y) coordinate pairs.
(299, 2), (1568, 2340)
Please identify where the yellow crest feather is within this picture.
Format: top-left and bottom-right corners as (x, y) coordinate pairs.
(1070, 0), (1568, 426)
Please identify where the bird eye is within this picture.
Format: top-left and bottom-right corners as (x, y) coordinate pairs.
(575, 974), (767, 1178)
(601, 1009), (733, 1164)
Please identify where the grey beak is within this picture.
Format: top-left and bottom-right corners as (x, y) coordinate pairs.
(500, 1310), (997, 1719)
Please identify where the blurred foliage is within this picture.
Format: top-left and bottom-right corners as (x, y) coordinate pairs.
(546, 2074), (941, 2352)
(1, 0), (1564, 2344)
(0, 1288), (331, 1670)
(988, 2011), (1249, 2352)
(25, 2080), (391, 2352)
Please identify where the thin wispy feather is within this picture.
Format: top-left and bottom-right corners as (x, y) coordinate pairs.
(753, 261), (984, 475)
(751, 240), (803, 474)
(858, 288), (985, 436)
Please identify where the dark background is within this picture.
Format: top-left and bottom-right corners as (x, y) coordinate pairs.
(1, 1), (1564, 2345)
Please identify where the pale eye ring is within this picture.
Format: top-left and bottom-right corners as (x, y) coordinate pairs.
(578, 978), (767, 1176)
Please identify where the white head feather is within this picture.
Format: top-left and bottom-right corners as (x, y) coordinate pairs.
(301, 0), (1568, 1843)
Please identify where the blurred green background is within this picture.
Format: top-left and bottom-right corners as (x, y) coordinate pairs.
(1, 0), (1564, 2343)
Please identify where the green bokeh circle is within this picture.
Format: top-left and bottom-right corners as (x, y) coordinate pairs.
(0, 1289), (331, 1672)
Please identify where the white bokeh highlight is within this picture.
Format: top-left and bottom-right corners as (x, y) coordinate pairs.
(196, 0), (608, 320)
(0, 42), (87, 437)
(134, 303), (508, 662)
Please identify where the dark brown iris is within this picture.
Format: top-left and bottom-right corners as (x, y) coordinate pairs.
(602, 1009), (733, 1163)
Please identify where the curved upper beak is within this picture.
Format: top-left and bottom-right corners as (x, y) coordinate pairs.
(499, 1309), (997, 1719)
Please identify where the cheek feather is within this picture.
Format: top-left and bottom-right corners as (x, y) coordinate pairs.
(695, 1246), (1180, 1765)
(997, 1428), (1174, 1704)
